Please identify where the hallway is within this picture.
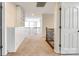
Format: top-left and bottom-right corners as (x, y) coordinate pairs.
(7, 36), (59, 56)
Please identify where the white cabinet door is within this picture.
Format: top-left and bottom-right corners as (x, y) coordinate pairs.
(61, 2), (79, 54)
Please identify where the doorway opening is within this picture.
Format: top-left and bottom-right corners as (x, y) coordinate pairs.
(25, 16), (42, 37)
(3, 2), (61, 56)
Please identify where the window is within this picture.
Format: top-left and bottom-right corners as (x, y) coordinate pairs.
(25, 16), (42, 34)
(25, 18), (41, 27)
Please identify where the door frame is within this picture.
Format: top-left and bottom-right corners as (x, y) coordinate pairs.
(59, 7), (61, 54)
(2, 2), (8, 56)
(0, 3), (2, 56)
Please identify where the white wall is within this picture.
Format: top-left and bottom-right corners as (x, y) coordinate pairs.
(7, 28), (15, 52)
(5, 3), (17, 27)
(54, 3), (60, 53)
(16, 6), (25, 27)
(5, 3), (25, 27)
(15, 27), (27, 50)
(2, 2), (25, 55)
(42, 6), (60, 53)
(7, 27), (27, 52)
(42, 14), (54, 37)
(5, 2), (17, 54)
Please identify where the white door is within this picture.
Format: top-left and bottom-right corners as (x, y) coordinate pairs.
(61, 2), (79, 54)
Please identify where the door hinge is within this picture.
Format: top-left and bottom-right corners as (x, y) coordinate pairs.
(59, 8), (61, 11)
(59, 26), (61, 29)
(0, 46), (3, 49)
(59, 44), (61, 47)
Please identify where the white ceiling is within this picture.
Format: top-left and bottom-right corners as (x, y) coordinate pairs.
(14, 2), (57, 14)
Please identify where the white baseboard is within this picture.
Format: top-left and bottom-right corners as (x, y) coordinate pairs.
(8, 38), (25, 53)
(2, 50), (8, 56)
(61, 48), (78, 54)
(54, 48), (60, 54)
(7, 49), (16, 52)
(15, 37), (25, 52)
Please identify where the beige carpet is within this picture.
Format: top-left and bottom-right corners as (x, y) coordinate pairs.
(7, 36), (60, 56)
